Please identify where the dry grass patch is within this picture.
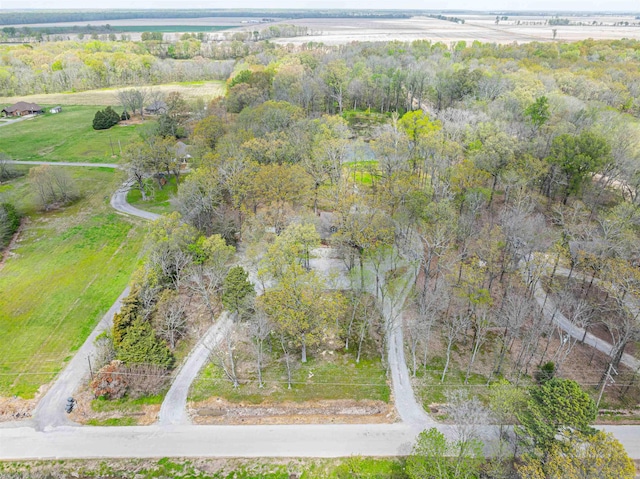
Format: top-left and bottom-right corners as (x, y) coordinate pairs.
(0, 81), (225, 106)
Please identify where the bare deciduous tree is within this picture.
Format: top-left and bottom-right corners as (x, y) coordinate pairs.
(0, 153), (17, 182)
(156, 291), (187, 350)
(249, 308), (272, 388)
(211, 326), (240, 388)
(441, 311), (471, 382)
(446, 389), (495, 448)
(28, 165), (77, 210)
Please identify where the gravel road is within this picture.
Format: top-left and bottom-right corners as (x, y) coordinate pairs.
(110, 181), (161, 221)
(528, 258), (640, 371)
(158, 313), (233, 425)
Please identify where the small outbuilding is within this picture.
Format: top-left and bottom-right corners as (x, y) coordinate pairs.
(175, 141), (192, 170)
(49, 106), (62, 114)
(1, 102), (44, 117)
(144, 101), (167, 115)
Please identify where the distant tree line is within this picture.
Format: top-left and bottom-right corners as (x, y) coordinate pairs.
(0, 9), (414, 26)
(428, 14), (465, 24)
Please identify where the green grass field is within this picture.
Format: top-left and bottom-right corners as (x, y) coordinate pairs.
(190, 350), (390, 405)
(127, 176), (181, 215)
(0, 167), (145, 397)
(0, 106), (144, 164)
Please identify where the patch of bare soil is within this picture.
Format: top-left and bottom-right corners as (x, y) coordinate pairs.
(69, 388), (160, 426)
(118, 116), (145, 126)
(0, 396), (34, 421)
(188, 398), (397, 425)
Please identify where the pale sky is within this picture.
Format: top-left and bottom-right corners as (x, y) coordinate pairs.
(0, 0), (638, 12)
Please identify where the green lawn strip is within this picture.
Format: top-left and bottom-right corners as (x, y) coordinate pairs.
(0, 457), (406, 478)
(413, 355), (493, 418)
(0, 105), (144, 163)
(127, 176), (181, 214)
(190, 350), (390, 404)
(304, 457), (407, 478)
(85, 417), (137, 427)
(91, 394), (164, 414)
(0, 168), (145, 397)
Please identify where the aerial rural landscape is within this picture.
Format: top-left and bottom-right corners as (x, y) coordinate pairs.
(2, 4), (640, 478)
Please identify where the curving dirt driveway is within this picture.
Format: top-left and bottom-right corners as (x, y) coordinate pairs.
(158, 313), (233, 426)
(526, 256), (640, 371)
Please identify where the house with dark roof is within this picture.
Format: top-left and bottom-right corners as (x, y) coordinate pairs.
(1, 102), (44, 117)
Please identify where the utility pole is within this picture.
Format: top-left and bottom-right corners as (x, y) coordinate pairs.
(597, 363), (616, 408)
(87, 356), (94, 381)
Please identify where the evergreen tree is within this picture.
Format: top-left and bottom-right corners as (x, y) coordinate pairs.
(116, 319), (174, 368)
(222, 266), (255, 315)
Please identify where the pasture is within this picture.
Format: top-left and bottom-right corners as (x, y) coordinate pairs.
(0, 167), (145, 398)
(0, 106), (143, 163)
(0, 81), (225, 108)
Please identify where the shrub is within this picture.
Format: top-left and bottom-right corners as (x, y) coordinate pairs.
(91, 360), (128, 399)
(535, 361), (556, 384)
(92, 106), (120, 130)
(0, 202), (21, 246)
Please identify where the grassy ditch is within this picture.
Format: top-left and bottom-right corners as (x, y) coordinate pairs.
(0, 457), (407, 479)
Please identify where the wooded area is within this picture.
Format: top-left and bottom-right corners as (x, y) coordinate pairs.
(3, 31), (640, 475)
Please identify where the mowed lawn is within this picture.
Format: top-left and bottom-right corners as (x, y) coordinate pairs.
(0, 106), (143, 163)
(190, 352), (390, 405)
(0, 168), (145, 398)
